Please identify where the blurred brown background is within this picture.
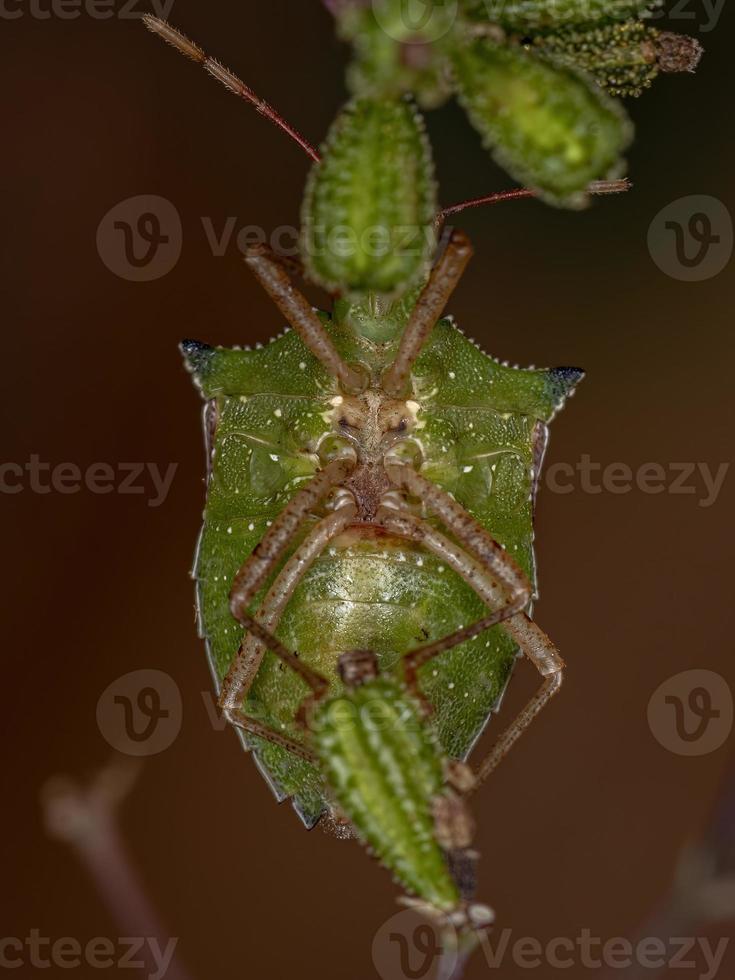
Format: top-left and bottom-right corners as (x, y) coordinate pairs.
(2, 2), (734, 978)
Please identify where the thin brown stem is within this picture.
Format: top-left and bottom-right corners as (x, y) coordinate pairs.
(438, 926), (484, 980)
(42, 758), (193, 980)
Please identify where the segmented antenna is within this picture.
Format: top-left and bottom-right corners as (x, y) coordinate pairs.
(142, 16), (321, 163)
(439, 178), (631, 219)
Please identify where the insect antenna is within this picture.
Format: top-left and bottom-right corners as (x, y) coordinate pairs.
(438, 178), (631, 220)
(141, 15), (321, 163)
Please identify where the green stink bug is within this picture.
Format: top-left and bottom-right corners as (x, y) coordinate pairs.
(183, 280), (578, 833)
(141, 15), (625, 835)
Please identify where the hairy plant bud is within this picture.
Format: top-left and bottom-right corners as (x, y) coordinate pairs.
(453, 40), (633, 207)
(461, 0), (658, 31)
(301, 98), (437, 296)
(531, 22), (703, 97)
(337, 0), (455, 108)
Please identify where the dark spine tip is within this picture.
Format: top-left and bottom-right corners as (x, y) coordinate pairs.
(181, 339), (212, 355)
(656, 33), (704, 74)
(547, 366), (585, 402)
(180, 339), (214, 378)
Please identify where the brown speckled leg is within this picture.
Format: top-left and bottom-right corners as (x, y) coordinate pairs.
(378, 472), (563, 783)
(229, 457), (353, 624)
(468, 612), (564, 790)
(245, 244), (367, 392)
(382, 464), (531, 692)
(381, 229), (474, 398)
(376, 507), (530, 708)
(221, 501), (356, 719)
(220, 466), (356, 754)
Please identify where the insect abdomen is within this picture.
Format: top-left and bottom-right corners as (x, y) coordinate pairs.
(313, 677), (460, 912)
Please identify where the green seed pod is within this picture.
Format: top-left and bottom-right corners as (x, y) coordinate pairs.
(337, 0), (454, 109)
(531, 23), (703, 97)
(461, 0), (658, 31)
(313, 677), (461, 911)
(301, 98), (437, 297)
(453, 40), (633, 207)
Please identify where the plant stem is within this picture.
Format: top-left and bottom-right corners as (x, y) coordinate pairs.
(437, 925), (484, 980)
(42, 756), (194, 980)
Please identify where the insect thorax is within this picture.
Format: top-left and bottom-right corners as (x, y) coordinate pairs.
(327, 386), (419, 521)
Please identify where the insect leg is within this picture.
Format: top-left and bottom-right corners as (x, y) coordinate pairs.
(220, 497), (357, 749)
(141, 16), (320, 162)
(229, 456), (354, 623)
(468, 612), (564, 790)
(376, 506), (529, 706)
(226, 715), (316, 764)
(244, 244), (368, 393)
(386, 463), (530, 606)
(381, 229), (474, 398)
(383, 460), (531, 675)
(224, 459), (354, 713)
(381, 467), (564, 785)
